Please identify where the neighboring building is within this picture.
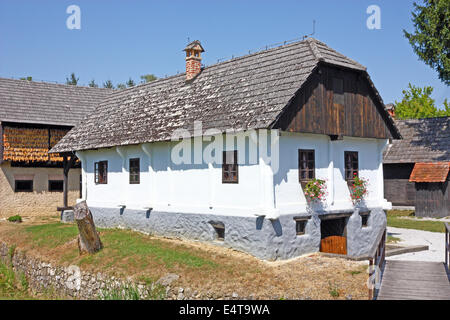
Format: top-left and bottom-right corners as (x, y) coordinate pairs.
(51, 38), (400, 260)
(0, 78), (111, 218)
(383, 117), (450, 217)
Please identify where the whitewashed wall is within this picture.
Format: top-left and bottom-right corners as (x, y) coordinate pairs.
(275, 132), (391, 214)
(77, 130), (390, 217)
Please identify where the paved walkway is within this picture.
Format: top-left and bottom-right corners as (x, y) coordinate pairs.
(387, 227), (446, 262)
(377, 260), (450, 300)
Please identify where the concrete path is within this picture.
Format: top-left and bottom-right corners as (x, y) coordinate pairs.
(387, 227), (446, 262)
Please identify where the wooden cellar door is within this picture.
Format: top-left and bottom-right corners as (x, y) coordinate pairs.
(320, 217), (347, 255)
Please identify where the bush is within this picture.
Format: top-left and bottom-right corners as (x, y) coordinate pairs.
(7, 215), (22, 223)
(99, 282), (166, 300)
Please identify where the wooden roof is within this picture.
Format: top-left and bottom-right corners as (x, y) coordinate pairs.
(183, 40), (205, 52)
(384, 117), (450, 164)
(0, 78), (113, 127)
(409, 162), (450, 182)
(51, 38), (396, 153)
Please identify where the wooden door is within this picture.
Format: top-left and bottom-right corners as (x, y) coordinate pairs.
(320, 236), (347, 255)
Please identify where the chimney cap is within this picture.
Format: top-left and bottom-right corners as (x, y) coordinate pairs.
(183, 40), (205, 53)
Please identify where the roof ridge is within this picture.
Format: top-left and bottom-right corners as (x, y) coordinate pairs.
(306, 38), (367, 71)
(0, 77), (115, 91)
(106, 39), (312, 94)
(305, 37), (324, 62)
(396, 116), (450, 122)
(201, 38), (309, 71)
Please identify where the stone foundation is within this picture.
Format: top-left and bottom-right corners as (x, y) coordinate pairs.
(90, 206), (387, 260)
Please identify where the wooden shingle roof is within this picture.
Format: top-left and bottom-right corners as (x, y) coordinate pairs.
(0, 78), (113, 127)
(50, 38), (379, 153)
(384, 117), (450, 164)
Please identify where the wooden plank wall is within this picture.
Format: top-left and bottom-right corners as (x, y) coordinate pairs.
(383, 163), (416, 206)
(274, 65), (392, 139)
(384, 179), (416, 206)
(415, 182), (449, 218)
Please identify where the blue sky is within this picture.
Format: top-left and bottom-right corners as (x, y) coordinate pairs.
(0, 0), (448, 106)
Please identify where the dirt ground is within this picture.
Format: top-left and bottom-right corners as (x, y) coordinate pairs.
(0, 215), (370, 300)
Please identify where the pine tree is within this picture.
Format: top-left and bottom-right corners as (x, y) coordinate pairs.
(88, 79), (98, 88)
(404, 0), (450, 85)
(126, 78), (136, 87)
(140, 74), (157, 83)
(103, 80), (114, 89)
(66, 73), (79, 85)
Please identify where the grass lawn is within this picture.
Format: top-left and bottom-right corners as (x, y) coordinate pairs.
(0, 218), (370, 300)
(23, 222), (219, 278)
(386, 235), (401, 243)
(0, 260), (33, 300)
(386, 210), (446, 233)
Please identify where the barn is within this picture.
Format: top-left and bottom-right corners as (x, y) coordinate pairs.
(0, 78), (111, 218)
(51, 38), (400, 260)
(383, 116), (450, 217)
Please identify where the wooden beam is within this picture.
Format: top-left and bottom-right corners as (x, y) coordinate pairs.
(318, 212), (352, 220)
(62, 153), (76, 208)
(63, 155), (68, 208)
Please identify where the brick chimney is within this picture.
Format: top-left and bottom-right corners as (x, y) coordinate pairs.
(386, 103), (396, 118)
(183, 40), (205, 81)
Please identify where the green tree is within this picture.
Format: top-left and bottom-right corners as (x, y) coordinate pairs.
(140, 74), (157, 83)
(394, 83), (450, 119)
(117, 83), (126, 89)
(126, 78), (136, 87)
(103, 80), (114, 89)
(88, 79), (98, 88)
(19, 76), (32, 81)
(66, 73), (79, 85)
(404, 0), (450, 85)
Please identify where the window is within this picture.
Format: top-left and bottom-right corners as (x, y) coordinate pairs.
(15, 180), (33, 192)
(344, 151), (358, 181)
(294, 217), (310, 236)
(48, 180), (64, 192)
(360, 212), (370, 228)
(222, 151), (238, 183)
(333, 77), (344, 105)
(299, 149), (315, 181)
(211, 222), (225, 241)
(94, 161), (108, 184)
(129, 158), (140, 184)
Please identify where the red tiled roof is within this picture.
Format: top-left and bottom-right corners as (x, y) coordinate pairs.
(409, 162), (450, 182)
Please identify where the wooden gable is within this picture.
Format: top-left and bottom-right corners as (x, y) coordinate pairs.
(272, 64), (398, 139)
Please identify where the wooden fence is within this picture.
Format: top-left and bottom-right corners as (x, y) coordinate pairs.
(368, 228), (386, 300)
(445, 222), (449, 273)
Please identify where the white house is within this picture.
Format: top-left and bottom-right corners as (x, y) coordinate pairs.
(51, 38), (400, 260)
